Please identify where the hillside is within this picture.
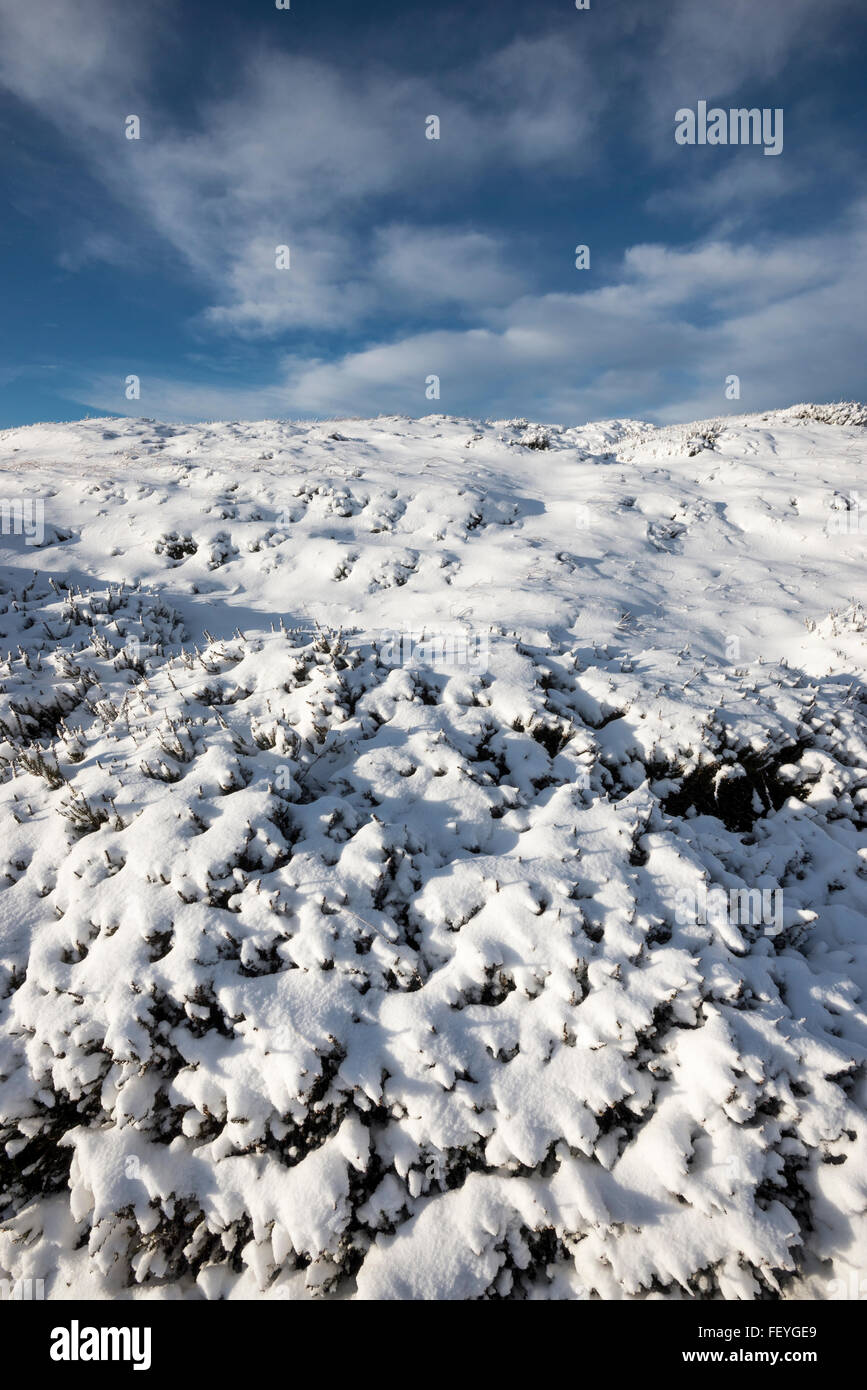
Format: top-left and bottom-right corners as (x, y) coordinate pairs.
(0, 405), (864, 1300)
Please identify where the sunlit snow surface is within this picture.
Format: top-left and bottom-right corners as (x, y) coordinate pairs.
(0, 404), (864, 1300)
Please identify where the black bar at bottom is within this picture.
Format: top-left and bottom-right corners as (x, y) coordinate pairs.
(1, 1294), (858, 1377)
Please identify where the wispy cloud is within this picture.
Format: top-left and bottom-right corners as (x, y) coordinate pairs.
(1, 0), (864, 424)
(0, 6), (605, 336)
(71, 200), (867, 423)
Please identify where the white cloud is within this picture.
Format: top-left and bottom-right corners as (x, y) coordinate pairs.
(3, 0), (865, 422)
(637, 0), (860, 136)
(0, 5), (606, 336)
(0, 0), (152, 117)
(372, 227), (523, 312)
(72, 202), (867, 424)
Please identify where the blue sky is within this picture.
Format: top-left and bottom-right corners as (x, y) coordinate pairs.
(0, 0), (865, 427)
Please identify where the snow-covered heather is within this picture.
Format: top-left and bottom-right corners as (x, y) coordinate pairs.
(0, 404), (864, 1301)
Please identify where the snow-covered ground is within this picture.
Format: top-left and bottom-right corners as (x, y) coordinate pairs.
(0, 404), (864, 1300)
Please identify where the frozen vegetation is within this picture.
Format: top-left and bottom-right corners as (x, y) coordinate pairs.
(0, 404), (864, 1300)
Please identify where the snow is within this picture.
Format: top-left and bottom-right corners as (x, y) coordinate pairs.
(0, 404), (864, 1300)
